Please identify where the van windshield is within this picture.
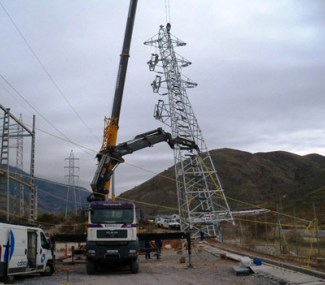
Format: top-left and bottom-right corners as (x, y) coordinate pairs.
(90, 208), (134, 224)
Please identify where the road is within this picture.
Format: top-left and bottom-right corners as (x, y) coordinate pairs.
(12, 245), (268, 285)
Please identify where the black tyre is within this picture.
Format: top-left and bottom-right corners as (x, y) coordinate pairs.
(86, 260), (96, 275)
(40, 262), (54, 276)
(130, 259), (139, 274)
(3, 275), (15, 284)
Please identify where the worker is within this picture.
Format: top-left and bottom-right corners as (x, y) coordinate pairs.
(144, 240), (151, 259)
(200, 230), (205, 241)
(154, 239), (163, 259)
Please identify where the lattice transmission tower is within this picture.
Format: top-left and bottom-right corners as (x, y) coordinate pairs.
(64, 150), (80, 217)
(144, 23), (234, 240)
(14, 114), (25, 217)
(0, 106), (36, 222)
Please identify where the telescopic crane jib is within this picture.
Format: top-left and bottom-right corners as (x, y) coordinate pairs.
(94, 0), (138, 201)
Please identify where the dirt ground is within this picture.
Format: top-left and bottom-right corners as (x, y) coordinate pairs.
(11, 246), (275, 285)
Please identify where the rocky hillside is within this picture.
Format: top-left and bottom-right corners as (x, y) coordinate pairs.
(120, 148), (325, 223)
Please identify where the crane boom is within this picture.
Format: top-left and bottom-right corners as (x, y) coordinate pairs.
(96, 0), (138, 200)
(110, 0), (138, 122)
(90, 128), (199, 202)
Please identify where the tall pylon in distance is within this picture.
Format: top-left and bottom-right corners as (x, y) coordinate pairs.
(144, 23), (234, 240)
(64, 150), (80, 217)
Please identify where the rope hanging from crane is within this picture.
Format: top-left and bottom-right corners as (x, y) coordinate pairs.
(165, 0), (171, 24)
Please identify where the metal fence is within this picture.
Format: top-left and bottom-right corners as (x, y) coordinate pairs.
(222, 212), (325, 270)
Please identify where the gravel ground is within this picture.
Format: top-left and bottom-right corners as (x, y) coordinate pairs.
(10, 247), (275, 285)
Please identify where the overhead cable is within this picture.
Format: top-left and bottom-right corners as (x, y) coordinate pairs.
(0, 73), (84, 153)
(0, 1), (100, 141)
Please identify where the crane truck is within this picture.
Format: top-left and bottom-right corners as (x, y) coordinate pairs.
(86, 128), (198, 274)
(85, 0), (199, 274)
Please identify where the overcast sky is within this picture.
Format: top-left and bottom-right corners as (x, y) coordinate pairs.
(1, 0), (325, 195)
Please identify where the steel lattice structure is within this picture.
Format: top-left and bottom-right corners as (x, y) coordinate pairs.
(0, 105), (36, 222)
(144, 23), (234, 240)
(16, 115), (25, 217)
(64, 150), (80, 217)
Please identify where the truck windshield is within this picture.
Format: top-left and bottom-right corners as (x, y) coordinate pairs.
(90, 208), (134, 224)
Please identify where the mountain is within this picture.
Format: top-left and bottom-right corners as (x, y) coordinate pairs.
(35, 177), (91, 214)
(2, 148), (324, 224)
(120, 148), (325, 224)
(0, 166), (91, 217)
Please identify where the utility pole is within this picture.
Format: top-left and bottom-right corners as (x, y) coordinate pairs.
(0, 108), (10, 221)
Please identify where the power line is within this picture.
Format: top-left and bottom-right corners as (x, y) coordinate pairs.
(0, 1), (100, 141)
(37, 187), (88, 207)
(164, 0), (170, 24)
(3, 115), (315, 224)
(0, 74), (71, 141)
(2, 142), (312, 225)
(0, 107), (314, 224)
(0, 95), (314, 225)
(0, 73), (95, 158)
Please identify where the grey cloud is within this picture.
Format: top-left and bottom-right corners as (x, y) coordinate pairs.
(1, 0), (325, 194)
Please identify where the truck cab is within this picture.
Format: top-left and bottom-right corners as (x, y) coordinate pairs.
(86, 200), (139, 274)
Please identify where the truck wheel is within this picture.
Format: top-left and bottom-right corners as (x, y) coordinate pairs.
(130, 259), (139, 274)
(40, 262), (54, 276)
(3, 275), (15, 284)
(86, 260), (96, 275)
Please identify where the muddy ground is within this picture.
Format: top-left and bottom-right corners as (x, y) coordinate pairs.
(10, 246), (276, 285)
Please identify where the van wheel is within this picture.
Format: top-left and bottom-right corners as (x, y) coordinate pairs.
(86, 260), (96, 275)
(41, 262), (54, 276)
(130, 259), (139, 274)
(3, 275), (15, 284)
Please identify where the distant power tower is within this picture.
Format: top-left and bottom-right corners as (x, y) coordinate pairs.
(64, 150), (80, 217)
(145, 23), (234, 240)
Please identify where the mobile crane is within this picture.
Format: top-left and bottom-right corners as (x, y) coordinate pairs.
(86, 0), (199, 274)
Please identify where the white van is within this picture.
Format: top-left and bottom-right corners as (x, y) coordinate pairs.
(155, 217), (165, 227)
(161, 219), (181, 230)
(0, 222), (54, 284)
